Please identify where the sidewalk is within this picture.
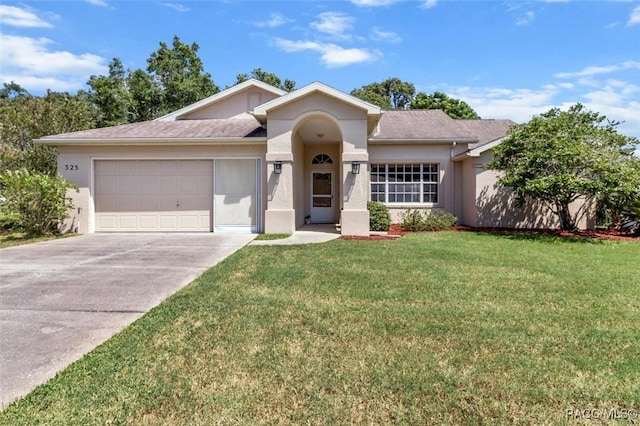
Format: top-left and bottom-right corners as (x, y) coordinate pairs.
(250, 224), (341, 245)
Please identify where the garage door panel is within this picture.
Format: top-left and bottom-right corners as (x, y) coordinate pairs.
(138, 196), (158, 211)
(214, 195), (256, 226)
(178, 196), (207, 210)
(156, 176), (178, 193)
(139, 215), (158, 229)
(95, 161), (118, 175)
(97, 215), (117, 230)
(96, 178), (117, 194)
(95, 194), (117, 212)
(180, 161), (211, 174)
(179, 215), (200, 229)
(179, 176), (210, 194)
(116, 177), (139, 194)
(138, 176), (158, 194)
(156, 197), (177, 210)
(117, 161), (138, 174)
(158, 216), (178, 229)
(117, 195), (139, 211)
(118, 216), (137, 229)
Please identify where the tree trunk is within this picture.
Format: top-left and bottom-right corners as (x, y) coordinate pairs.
(557, 202), (577, 231)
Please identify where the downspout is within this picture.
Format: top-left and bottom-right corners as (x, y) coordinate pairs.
(450, 142), (457, 216)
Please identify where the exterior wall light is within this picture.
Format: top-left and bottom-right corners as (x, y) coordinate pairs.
(273, 161), (282, 175)
(351, 161), (360, 174)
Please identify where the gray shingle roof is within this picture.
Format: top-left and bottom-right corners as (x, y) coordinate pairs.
(371, 110), (478, 141)
(456, 118), (516, 148)
(41, 115), (265, 140)
(40, 109), (513, 147)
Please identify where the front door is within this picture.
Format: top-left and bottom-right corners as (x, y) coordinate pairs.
(310, 171), (334, 223)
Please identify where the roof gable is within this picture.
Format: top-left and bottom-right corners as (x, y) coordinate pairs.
(451, 119), (516, 160)
(155, 79), (287, 122)
(456, 119), (515, 149)
(252, 81), (381, 120)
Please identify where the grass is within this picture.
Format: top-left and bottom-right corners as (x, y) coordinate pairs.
(1, 232), (639, 424)
(254, 233), (292, 241)
(0, 229), (75, 249)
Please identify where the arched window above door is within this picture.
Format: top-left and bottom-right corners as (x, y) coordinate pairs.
(312, 154), (333, 165)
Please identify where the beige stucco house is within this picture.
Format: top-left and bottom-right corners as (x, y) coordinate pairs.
(37, 79), (589, 236)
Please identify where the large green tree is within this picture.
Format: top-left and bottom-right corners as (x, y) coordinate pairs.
(350, 77), (415, 109)
(147, 35), (219, 115)
(411, 91), (480, 119)
(86, 36), (218, 125)
(235, 68), (296, 92)
(489, 104), (640, 230)
(86, 58), (131, 127)
(0, 86), (97, 175)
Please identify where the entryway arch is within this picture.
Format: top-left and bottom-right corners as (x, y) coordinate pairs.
(291, 114), (343, 227)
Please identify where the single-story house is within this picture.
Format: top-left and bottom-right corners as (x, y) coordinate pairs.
(36, 79), (592, 236)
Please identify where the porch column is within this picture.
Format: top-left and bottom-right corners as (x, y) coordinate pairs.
(341, 151), (369, 236)
(265, 150), (296, 234)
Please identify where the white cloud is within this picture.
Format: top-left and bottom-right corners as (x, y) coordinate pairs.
(273, 38), (380, 67)
(420, 0), (438, 9)
(254, 12), (291, 28)
(371, 27), (402, 43)
(350, 0), (400, 6)
(516, 10), (535, 26)
(442, 65), (640, 138)
(0, 5), (53, 28)
(85, 0), (108, 6)
(448, 85), (558, 124)
(161, 3), (190, 12)
(628, 5), (640, 26)
(311, 12), (355, 38)
(555, 61), (640, 78)
(0, 33), (108, 92)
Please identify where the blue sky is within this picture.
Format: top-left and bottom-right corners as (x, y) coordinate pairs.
(1, 0), (639, 138)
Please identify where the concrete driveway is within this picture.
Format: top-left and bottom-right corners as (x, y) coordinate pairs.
(0, 233), (255, 408)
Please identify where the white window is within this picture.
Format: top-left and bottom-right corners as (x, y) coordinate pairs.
(371, 163), (439, 204)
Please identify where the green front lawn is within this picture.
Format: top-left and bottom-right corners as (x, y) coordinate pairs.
(2, 232), (639, 424)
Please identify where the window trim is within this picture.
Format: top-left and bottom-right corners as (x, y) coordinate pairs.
(370, 163), (441, 206)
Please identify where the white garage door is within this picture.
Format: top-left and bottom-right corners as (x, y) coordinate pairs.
(95, 160), (213, 232)
(214, 159), (259, 233)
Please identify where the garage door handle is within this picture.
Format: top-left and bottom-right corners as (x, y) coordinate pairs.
(176, 200), (180, 208)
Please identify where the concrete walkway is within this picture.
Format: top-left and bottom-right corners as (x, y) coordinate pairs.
(250, 224), (341, 246)
(0, 233), (255, 408)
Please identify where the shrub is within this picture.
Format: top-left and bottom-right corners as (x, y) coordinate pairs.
(423, 208), (458, 231)
(367, 201), (391, 231)
(0, 169), (78, 235)
(400, 208), (458, 232)
(399, 208), (426, 231)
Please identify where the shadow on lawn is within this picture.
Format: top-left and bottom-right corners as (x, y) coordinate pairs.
(499, 232), (604, 245)
(459, 228), (605, 245)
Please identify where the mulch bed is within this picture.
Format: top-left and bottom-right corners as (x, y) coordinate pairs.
(340, 224), (639, 242)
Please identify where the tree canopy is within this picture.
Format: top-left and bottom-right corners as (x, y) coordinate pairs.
(350, 77), (480, 119)
(411, 91), (480, 119)
(86, 36), (218, 126)
(235, 68), (296, 92)
(489, 103), (640, 230)
(147, 36), (219, 115)
(0, 86), (97, 175)
(350, 77), (416, 110)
